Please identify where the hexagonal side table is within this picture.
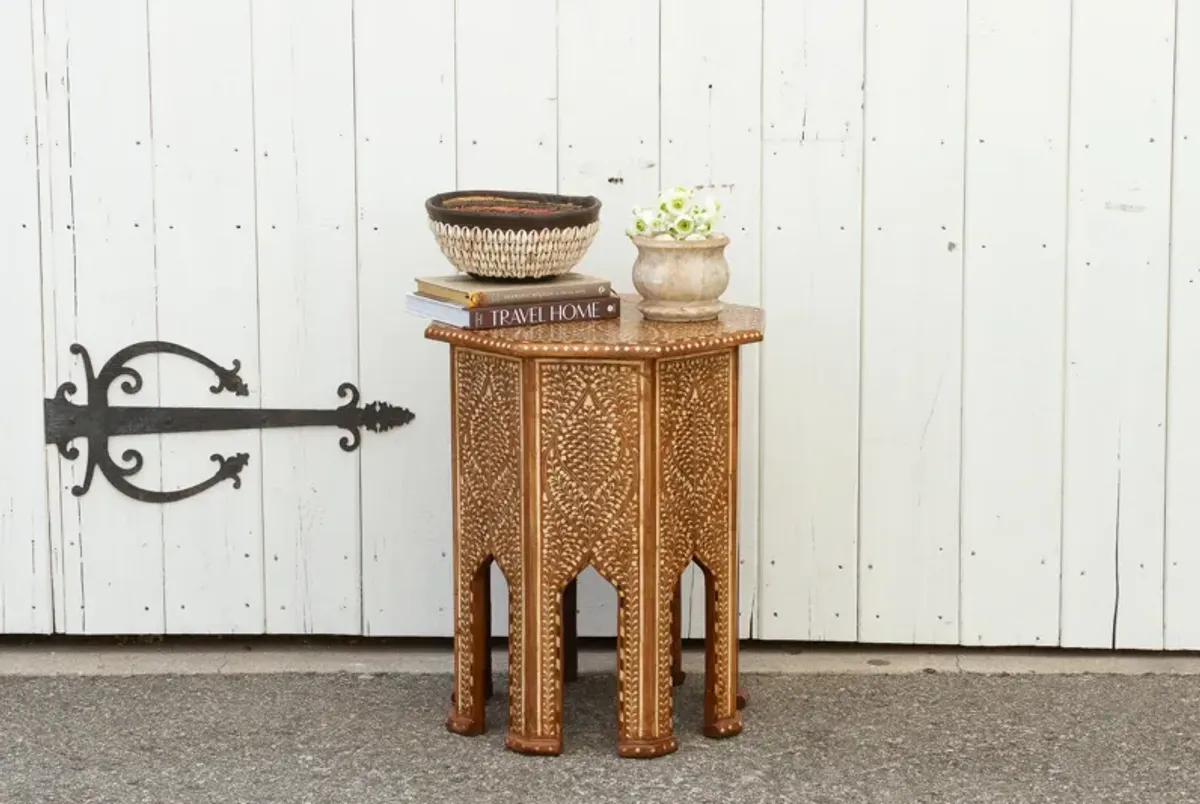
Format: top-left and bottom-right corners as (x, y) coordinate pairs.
(426, 295), (763, 758)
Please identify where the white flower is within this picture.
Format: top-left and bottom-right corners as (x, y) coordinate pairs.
(671, 215), (696, 236)
(637, 208), (658, 234)
(627, 206), (660, 237)
(658, 186), (692, 216)
(628, 189), (728, 241)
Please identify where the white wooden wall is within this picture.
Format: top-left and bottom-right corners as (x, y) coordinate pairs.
(1, 0), (1197, 650)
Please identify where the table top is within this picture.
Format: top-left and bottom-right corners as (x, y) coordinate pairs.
(424, 294), (764, 358)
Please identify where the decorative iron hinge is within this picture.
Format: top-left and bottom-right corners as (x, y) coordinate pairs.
(44, 341), (415, 503)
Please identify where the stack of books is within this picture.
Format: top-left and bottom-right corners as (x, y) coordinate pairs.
(406, 273), (620, 330)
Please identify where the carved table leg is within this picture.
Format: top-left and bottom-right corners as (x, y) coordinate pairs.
(615, 584), (679, 759)
(483, 566), (494, 700)
(447, 560), (490, 737)
(563, 578), (578, 683)
(700, 562), (742, 739)
(666, 575), (745, 708)
(450, 561), (494, 707)
(505, 578), (566, 756)
(670, 578), (685, 686)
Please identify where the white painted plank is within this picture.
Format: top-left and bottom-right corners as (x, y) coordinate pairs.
(557, 0), (658, 296)
(557, 0), (660, 637)
(30, 0), (68, 632)
(1060, 0), (1174, 650)
(660, 0), (763, 639)
(453, 0), (559, 638)
(1166, 0), (1200, 651)
(455, 0), (557, 192)
(355, 0), (457, 636)
(0, 0), (52, 634)
(959, 0), (1071, 647)
(40, 0), (165, 634)
(149, 0), (264, 634)
(858, 0), (966, 645)
(252, 0), (360, 635)
(758, 0), (864, 642)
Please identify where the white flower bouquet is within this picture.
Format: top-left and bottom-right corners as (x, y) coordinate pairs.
(627, 186), (722, 241)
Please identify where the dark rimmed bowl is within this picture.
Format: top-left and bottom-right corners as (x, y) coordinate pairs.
(425, 190), (602, 280)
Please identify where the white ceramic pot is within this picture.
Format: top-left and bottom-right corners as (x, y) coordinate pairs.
(630, 234), (731, 322)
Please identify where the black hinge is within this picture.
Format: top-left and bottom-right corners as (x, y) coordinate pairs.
(44, 341), (414, 503)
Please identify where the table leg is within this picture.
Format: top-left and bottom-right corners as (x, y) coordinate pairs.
(671, 579), (686, 686)
(483, 566), (494, 700)
(447, 560), (490, 737)
(614, 580), (679, 759)
(700, 562), (743, 739)
(450, 562), (495, 707)
(563, 578), (578, 683)
(504, 577), (566, 756)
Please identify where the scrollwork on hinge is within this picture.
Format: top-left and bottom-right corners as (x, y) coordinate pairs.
(44, 341), (415, 504)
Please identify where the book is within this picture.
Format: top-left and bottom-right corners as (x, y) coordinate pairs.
(407, 291), (620, 330)
(414, 272), (611, 309)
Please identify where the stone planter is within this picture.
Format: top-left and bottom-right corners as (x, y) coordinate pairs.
(630, 234), (731, 322)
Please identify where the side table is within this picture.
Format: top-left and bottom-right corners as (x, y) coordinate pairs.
(426, 295), (763, 758)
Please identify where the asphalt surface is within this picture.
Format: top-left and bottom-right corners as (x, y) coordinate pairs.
(2, 670), (1198, 803)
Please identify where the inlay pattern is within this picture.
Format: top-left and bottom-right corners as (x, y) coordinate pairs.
(432, 304), (761, 758)
(658, 352), (740, 736)
(447, 349), (524, 736)
(536, 361), (643, 742)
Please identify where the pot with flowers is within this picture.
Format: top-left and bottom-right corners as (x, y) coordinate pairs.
(626, 186), (729, 322)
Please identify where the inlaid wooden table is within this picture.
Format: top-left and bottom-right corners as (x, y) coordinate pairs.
(425, 295), (763, 758)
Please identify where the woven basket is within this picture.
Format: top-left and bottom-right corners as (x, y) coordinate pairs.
(426, 190), (602, 280)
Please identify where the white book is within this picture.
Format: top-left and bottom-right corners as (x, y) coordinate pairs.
(405, 292), (471, 327)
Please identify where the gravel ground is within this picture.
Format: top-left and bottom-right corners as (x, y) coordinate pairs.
(2, 671), (1198, 803)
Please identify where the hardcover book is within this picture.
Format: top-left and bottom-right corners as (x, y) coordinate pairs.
(414, 272), (611, 309)
(406, 291), (620, 330)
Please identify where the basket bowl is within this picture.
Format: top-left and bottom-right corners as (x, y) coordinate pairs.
(425, 190), (602, 280)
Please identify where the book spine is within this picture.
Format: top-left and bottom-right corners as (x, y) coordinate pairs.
(469, 296), (620, 330)
(472, 281), (611, 308)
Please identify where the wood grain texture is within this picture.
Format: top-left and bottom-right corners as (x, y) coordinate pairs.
(253, 0), (361, 634)
(1166, 0), (1200, 651)
(149, 0), (264, 634)
(1060, 0), (1175, 650)
(0, 0), (52, 634)
(660, 0), (762, 640)
(858, 0), (966, 645)
(355, 0), (457, 636)
(759, 0), (864, 642)
(959, 0), (1070, 647)
(41, 0), (165, 634)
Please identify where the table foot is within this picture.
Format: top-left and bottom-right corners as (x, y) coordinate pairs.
(737, 687), (748, 709)
(671, 668), (687, 687)
(449, 677), (495, 705)
(618, 734), (680, 759)
(446, 710), (485, 737)
(505, 732), (563, 756)
(703, 712), (743, 740)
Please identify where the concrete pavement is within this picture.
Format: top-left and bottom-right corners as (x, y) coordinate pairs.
(1, 649), (1199, 803)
